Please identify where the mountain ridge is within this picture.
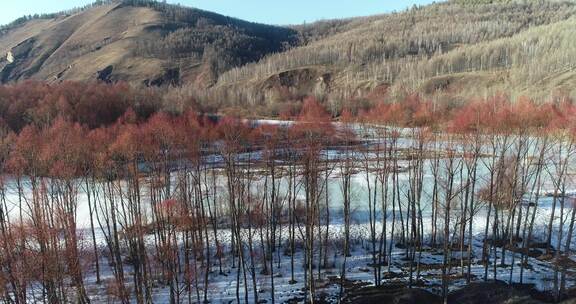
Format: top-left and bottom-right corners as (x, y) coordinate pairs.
(1, 0), (575, 113)
(0, 0), (299, 89)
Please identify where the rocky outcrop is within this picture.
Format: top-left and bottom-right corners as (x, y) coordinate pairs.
(6, 51), (14, 64)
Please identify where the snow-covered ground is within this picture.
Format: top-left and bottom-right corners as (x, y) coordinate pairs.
(69, 212), (573, 303)
(3, 131), (576, 303)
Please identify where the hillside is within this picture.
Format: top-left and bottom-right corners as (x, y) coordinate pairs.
(1, 0), (576, 113)
(210, 0), (576, 111)
(0, 0), (298, 88)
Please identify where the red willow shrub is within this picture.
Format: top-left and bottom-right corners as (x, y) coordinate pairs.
(1, 80), (574, 141)
(1, 83), (575, 180)
(0, 81), (161, 132)
(3, 79), (576, 303)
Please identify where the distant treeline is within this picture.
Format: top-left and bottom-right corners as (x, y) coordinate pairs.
(0, 80), (574, 134)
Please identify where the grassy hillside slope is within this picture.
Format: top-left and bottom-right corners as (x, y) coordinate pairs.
(1, 0), (575, 113)
(0, 0), (298, 88)
(211, 0), (576, 109)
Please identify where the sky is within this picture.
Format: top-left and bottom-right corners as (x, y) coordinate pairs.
(0, 0), (438, 26)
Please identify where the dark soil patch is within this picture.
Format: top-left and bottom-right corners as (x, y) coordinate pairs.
(343, 280), (576, 303)
(344, 283), (441, 304)
(448, 281), (545, 304)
